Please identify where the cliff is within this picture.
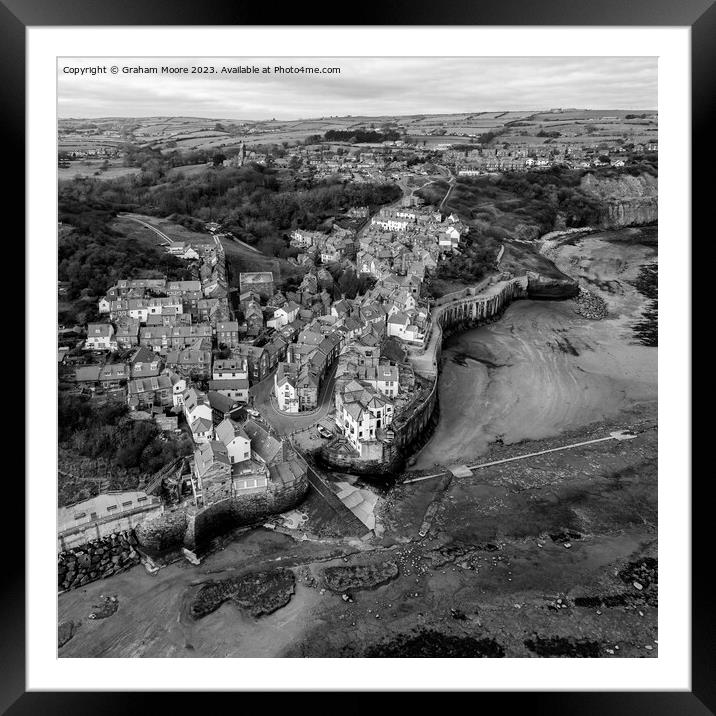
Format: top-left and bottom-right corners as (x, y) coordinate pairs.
(526, 272), (579, 300)
(580, 173), (657, 228)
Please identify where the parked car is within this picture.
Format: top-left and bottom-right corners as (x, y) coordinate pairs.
(245, 407), (260, 418)
(317, 426), (333, 439)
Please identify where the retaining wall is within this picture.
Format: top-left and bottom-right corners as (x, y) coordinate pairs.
(133, 471), (309, 554)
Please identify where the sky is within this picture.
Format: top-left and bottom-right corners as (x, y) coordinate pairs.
(58, 57), (657, 120)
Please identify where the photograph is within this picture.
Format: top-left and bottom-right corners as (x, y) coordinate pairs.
(54, 55), (661, 659)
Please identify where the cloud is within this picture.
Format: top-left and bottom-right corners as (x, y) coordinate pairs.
(58, 57), (657, 118)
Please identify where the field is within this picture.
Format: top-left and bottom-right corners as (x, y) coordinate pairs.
(112, 213), (304, 287)
(58, 159), (140, 182)
(59, 109), (658, 154)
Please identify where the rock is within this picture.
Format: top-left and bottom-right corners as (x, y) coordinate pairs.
(191, 569), (296, 619)
(633, 581), (643, 590)
(323, 561), (399, 593)
(58, 621), (78, 648)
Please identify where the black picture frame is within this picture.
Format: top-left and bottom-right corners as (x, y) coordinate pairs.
(7, 1), (707, 712)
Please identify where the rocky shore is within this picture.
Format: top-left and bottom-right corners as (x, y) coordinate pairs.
(58, 530), (140, 591)
(572, 287), (608, 319)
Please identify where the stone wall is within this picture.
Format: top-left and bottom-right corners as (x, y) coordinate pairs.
(134, 507), (190, 555)
(320, 440), (402, 475)
(190, 473), (309, 548)
(132, 469), (309, 554)
(58, 530), (141, 592)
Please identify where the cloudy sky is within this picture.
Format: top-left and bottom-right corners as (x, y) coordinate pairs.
(58, 57), (657, 119)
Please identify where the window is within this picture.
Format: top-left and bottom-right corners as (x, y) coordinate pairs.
(121, 501), (132, 508)
(74, 512), (86, 520)
(107, 505), (118, 512)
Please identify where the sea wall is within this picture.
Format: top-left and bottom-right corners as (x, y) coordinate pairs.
(133, 469), (309, 554)
(321, 278), (528, 475)
(58, 530), (141, 592)
(190, 473), (309, 548)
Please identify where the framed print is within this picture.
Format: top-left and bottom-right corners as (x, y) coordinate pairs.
(7, 0), (709, 711)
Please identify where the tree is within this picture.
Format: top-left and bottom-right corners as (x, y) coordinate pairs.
(212, 153), (227, 167)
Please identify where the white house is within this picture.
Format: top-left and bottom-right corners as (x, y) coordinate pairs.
(387, 311), (426, 345)
(367, 364), (399, 399)
(342, 401), (378, 453)
(169, 372), (187, 408)
(183, 387), (213, 442)
(266, 300), (301, 330)
(85, 323), (116, 351)
(215, 418), (251, 464)
(208, 378), (249, 403)
(189, 416), (214, 444)
(213, 357), (248, 381)
(274, 363), (299, 413)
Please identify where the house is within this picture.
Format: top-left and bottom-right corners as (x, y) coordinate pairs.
(85, 323), (115, 351)
(242, 419), (285, 465)
(127, 375), (173, 411)
(266, 301), (301, 330)
(182, 386), (213, 433)
(216, 321), (240, 349)
(98, 362), (129, 388)
(342, 401), (378, 453)
(243, 300), (264, 336)
(192, 441), (232, 504)
(168, 371), (187, 408)
(364, 363), (400, 398)
(115, 320), (140, 349)
(296, 368), (319, 410)
(208, 391), (241, 422)
(387, 311), (426, 345)
(215, 418), (251, 464)
(130, 345), (162, 379)
(166, 347), (212, 380)
(208, 378), (249, 404)
(213, 357), (248, 381)
(191, 439), (270, 507)
(139, 325), (172, 352)
(234, 344), (270, 384)
(74, 364), (101, 386)
(266, 335), (289, 371)
(275, 363), (299, 413)
(169, 324), (213, 350)
(239, 272), (274, 300)
(189, 416), (214, 444)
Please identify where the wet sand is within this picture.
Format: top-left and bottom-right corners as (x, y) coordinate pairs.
(412, 229), (657, 469)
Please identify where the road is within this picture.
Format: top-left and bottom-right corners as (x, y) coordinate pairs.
(119, 213), (174, 245)
(250, 359), (339, 436)
(438, 167), (456, 211)
(217, 231), (263, 255)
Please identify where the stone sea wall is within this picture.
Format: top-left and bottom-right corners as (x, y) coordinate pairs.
(134, 470), (309, 554)
(321, 278), (528, 476)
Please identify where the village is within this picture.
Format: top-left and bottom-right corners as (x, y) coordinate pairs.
(57, 176), (478, 553)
